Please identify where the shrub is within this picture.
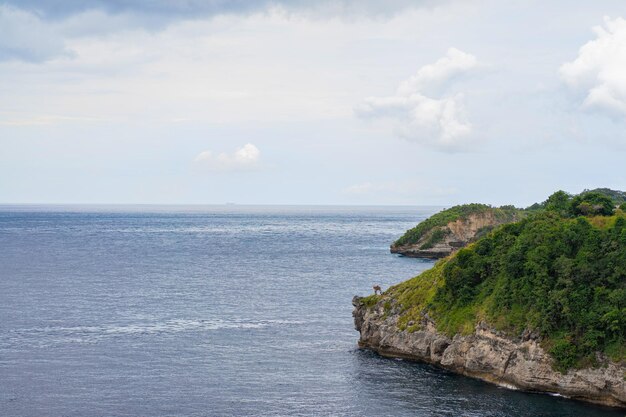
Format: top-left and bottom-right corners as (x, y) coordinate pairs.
(570, 192), (615, 216)
(549, 338), (579, 372)
(420, 228), (450, 249)
(407, 210), (626, 371)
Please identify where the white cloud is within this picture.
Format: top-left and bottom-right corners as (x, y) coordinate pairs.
(194, 143), (261, 172)
(0, 0), (447, 59)
(360, 92), (472, 146)
(356, 48), (478, 151)
(560, 16), (626, 117)
(0, 5), (71, 62)
(397, 47), (478, 96)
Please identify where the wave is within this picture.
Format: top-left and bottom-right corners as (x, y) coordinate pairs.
(2, 318), (306, 348)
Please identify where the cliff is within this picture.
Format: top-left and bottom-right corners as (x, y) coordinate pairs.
(353, 296), (626, 408)
(391, 205), (520, 258)
(356, 196), (626, 408)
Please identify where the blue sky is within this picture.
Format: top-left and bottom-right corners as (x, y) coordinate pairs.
(1, 0), (626, 206)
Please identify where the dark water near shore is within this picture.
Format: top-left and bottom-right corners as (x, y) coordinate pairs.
(0, 205), (623, 417)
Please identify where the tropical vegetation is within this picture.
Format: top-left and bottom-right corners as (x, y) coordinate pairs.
(392, 203), (520, 247)
(369, 189), (626, 371)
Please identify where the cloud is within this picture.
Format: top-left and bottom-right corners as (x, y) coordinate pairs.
(397, 47), (478, 96)
(560, 17), (626, 118)
(359, 92), (472, 147)
(0, 5), (71, 62)
(0, 1), (444, 63)
(194, 143), (261, 172)
(3, 0), (441, 20)
(357, 48), (478, 151)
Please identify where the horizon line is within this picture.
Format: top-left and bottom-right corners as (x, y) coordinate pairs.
(0, 202), (448, 208)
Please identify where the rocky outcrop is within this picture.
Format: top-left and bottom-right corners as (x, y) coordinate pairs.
(353, 296), (626, 408)
(391, 211), (517, 258)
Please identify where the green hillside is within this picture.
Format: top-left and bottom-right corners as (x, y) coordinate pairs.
(392, 203), (520, 247)
(368, 191), (626, 372)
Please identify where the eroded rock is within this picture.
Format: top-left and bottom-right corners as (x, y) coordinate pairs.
(352, 297), (626, 408)
(391, 211), (518, 258)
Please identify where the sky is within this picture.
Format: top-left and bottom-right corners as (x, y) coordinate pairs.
(1, 0), (626, 206)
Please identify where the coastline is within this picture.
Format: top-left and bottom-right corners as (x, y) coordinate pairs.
(353, 296), (626, 409)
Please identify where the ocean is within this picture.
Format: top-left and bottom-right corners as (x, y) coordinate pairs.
(0, 205), (622, 417)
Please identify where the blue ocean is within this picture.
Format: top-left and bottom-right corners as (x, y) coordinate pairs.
(0, 206), (622, 416)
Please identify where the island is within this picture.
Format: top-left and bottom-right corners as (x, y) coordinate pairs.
(354, 189), (626, 408)
(390, 203), (521, 258)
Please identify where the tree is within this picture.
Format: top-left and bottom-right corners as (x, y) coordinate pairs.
(570, 192), (615, 216)
(544, 190), (571, 214)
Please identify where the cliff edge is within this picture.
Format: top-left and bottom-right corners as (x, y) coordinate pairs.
(358, 191), (626, 408)
(390, 204), (520, 259)
(353, 295), (626, 407)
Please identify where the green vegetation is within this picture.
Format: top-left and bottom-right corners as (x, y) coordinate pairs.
(419, 228), (450, 249)
(530, 188), (624, 216)
(360, 294), (380, 307)
(389, 261), (447, 331)
(393, 204), (519, 247)
(542, 190), (571, 215)
(380, 190), (626, 372)
(585, 188), (626, 205)
(570, 192), (615, 216)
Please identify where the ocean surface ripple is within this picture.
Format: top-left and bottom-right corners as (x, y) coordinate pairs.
(0, 206), (622, 416)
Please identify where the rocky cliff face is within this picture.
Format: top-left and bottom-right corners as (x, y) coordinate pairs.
(391, 211), (517, 258)
(353, 296), (626, 408)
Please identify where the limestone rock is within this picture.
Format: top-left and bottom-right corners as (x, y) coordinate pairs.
(391, 211), (518, 259)
(352, 296), (626, 408)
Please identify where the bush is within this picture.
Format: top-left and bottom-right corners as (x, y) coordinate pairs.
(550, 338), (579, 372)
(544, 190), (571, 214)
(420, 228), (450, 249)
(388, 189), (626, 370)
(426, 210), (626, 370)
(570, 192), (615, 216)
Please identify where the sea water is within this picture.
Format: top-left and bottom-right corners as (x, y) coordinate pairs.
(0, 206), (622, 416)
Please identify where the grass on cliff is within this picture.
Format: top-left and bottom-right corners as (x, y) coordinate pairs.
(377, 210), (626, 372)
(393, 204), (520, 248)
(360, 294), (380, 307)
(385, 260), (447, 332)
(419, 228), (450, 250)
